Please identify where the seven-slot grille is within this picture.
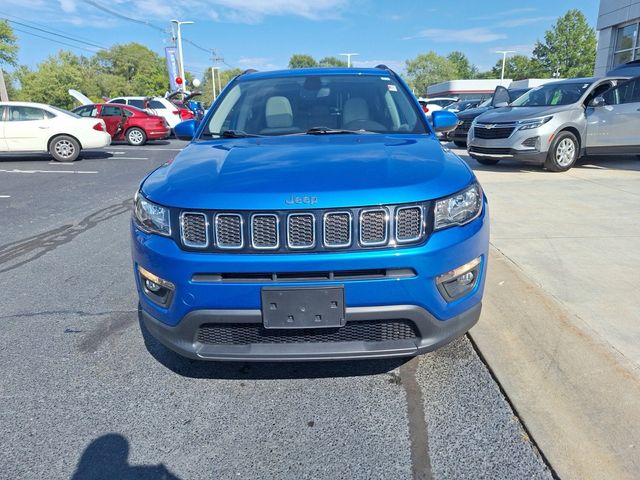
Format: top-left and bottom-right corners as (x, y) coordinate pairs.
(474, 123), (515, 139)
(179, 204), (429, 252)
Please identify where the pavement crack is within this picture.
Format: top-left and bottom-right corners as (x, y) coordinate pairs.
(0, 199), (131, 274)
(400, 357), (433, 480)
(0, 309), (137, 321)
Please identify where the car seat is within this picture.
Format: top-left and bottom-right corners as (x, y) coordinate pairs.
(261, 96), (298, 134)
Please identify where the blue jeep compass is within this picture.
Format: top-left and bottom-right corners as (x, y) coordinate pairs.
(131, 67), (489, 361)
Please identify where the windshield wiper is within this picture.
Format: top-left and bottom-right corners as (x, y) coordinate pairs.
(207, 130), (263, 138)
(304, 127), (371, 135)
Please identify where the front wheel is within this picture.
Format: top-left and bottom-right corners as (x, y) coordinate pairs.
(49, 135), (80, 162)
(453, 140), (467, 148)
(126, 127), (147, 146)
(471, 155), (500, 166)
(545, 132), (579, 172)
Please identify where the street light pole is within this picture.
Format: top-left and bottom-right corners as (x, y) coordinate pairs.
(339, 53), (359, 68)
(496, 50), (516, 81)
(171, 19), (194, 92)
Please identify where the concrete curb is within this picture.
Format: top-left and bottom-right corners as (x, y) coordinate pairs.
(470, 247), (640, 480)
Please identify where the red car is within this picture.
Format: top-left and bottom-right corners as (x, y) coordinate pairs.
(72, 104), (170, 146)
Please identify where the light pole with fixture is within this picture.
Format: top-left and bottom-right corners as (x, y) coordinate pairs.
(496, 50), (516, 81)
(171, 19), (194, 92)
(339, 53), (359, 68)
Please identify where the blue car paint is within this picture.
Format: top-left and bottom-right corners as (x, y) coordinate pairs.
(132, 67), (490, 361)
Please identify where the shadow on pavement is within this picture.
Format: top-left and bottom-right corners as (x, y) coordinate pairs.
(0, 151), (114, 162)
(138, 308), (408, 380)
(71, 434), (181, 480)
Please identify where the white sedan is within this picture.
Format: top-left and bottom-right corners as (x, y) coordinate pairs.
(0, 102), (111, 162)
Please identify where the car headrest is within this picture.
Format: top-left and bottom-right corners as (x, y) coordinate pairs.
(265, 96), (293, 128)
(343, 97), (369, 125)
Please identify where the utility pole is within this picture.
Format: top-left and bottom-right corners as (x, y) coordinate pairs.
(211, 67), (217, 99)
(171, 19), (194, 92)
(0, 69), (8, 102)
(339, 53), (359, 68)
(496, 50), (515, 82)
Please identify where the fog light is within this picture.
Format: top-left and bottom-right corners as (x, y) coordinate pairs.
(138, 265), (175, 306)
(436, 257), (481, 301)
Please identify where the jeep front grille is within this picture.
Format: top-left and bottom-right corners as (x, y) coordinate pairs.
(179, 203), (430, 252)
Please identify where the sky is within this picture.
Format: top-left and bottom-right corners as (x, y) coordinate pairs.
(1, 0), (600, 82)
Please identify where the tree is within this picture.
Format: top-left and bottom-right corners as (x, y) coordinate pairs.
(533, 9), (597, 78)
(288, 54), (318, 69)
(94, 43), (167, 96)
(0, 20), (18, 67)
(15, 51), (87, 109)
(199, 67), (243, 105)
(405, 52), (458, 95)
(318, 56), (347, 67)
(447, 51), (478, 79)
(490, 55), (546, 80)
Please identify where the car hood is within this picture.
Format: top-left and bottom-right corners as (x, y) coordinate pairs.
(476, 105), (576, 123)
(142, 134), (474, 210)
(457, 106), (492, 120)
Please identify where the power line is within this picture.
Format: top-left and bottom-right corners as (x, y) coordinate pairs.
(9, 26), (100, 53)
(2, 18), (108, 50)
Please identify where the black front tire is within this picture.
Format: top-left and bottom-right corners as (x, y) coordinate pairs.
(453, 140), (467, 148)
(49, 135), (80, 162)
(471, 155), (500, 166)
(545, 131), (579, 172)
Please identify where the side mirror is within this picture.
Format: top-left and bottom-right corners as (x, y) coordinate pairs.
(174, 119), (198, 141)
(590, 96), (606, 108)
(493, 102), (509, 108)
(431, 110), (459, 133)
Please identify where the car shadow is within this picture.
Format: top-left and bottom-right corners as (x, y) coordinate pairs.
(138, 308), (408, 380)
(70, 433), (182, 480)
(0, 151), (115, 162)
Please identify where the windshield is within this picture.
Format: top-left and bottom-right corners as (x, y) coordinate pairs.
(478, 98), (492, 108)
(50, 106), (82, 118)
(203, 74), (427, 137)
(511, 82), (592, 107)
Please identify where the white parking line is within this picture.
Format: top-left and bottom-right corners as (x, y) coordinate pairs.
(107, 151), (127, 155)
(0, 169), (98, 174)
(0, 195), (10, 198)
(113, 157), (149, 160)
(115, 147), (183, 151)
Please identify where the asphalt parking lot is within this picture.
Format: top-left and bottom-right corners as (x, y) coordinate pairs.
(0, 140), (553, 480)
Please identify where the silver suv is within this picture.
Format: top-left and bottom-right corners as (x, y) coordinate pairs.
(467, 77), (633, 171)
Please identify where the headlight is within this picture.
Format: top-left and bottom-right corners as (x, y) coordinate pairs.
(516, 116), (552, 131)
(133, 192), (171, 236)
(434, 183), (483, 230)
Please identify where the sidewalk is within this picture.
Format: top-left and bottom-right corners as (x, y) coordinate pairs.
(459, 153), (640, 479)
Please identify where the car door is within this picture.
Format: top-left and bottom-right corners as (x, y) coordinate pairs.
(4, 106), (53, 151)
(586, 77), (640, 154)
(0, 106), (8, 151)
(99, 105), (124, 138)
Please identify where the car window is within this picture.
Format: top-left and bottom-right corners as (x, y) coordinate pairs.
(75, 106), (97, 117)
(148, 100), (166, 109)
(110, 99), (126, 104)
(8, 106), (48, 121)
(0, 106), (5, 121)
(603, 78), (640, 105)
(102, 105), (123, 116)
(204, 74), (427, 137)
(128, 99), (145, 109)
(511, 82), (593, 107)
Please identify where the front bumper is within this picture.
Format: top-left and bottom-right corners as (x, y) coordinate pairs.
(132, 205), (489, 361)
(141, 303), (481, 361)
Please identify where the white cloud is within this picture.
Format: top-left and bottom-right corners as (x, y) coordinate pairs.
(406, 28), (507, 44)
(489, 44), (536, 57)
(58, 0), (77, 13)
(497, 16), (554, 28)
(237, 56), (283, 70)
(351, 59), (405, 72)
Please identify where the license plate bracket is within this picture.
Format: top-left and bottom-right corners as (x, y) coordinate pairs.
(261, 287), (345, 329)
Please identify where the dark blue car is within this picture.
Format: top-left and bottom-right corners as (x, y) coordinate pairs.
(131, 67), (489, 361)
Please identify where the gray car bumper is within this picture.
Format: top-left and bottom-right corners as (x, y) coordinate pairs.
(141, 303), (482, 362)
(468, 146), (547, 164)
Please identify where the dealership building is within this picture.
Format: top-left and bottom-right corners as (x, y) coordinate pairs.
(595, 0), (640, 75)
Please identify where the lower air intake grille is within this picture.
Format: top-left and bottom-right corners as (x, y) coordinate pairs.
(196, 320), (420, 345)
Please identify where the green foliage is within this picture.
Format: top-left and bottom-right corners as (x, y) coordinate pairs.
(405, 51), (458, 95)
(318, 56), (348, 67)
(198, 67), (243, 105)
(491, 55), (546, 80)
(288, 54), (318, 69)
(533, 9), (596, 77)
(0, 20), (18, 67)
(446, 51), (478, 79)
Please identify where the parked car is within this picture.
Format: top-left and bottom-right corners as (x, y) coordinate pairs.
(0, 101), (110, 162)
(445, 88), (531, 147)
(417, 97), (458, 114)
(166, 91), (205, 121)
(467, 76), (631, 171)
(607, 60), (640, 78)
(72, 104), (170, 146)
(107, 96), (182, 130)
(444, 98), (483, 114)
(132, 67), (488, 361)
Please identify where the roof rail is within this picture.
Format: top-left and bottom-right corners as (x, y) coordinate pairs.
(240, 69), (258, 76)
(374, 64), (391, 71)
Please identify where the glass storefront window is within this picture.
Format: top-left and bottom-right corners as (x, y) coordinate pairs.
(612, 22), (639, 68)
